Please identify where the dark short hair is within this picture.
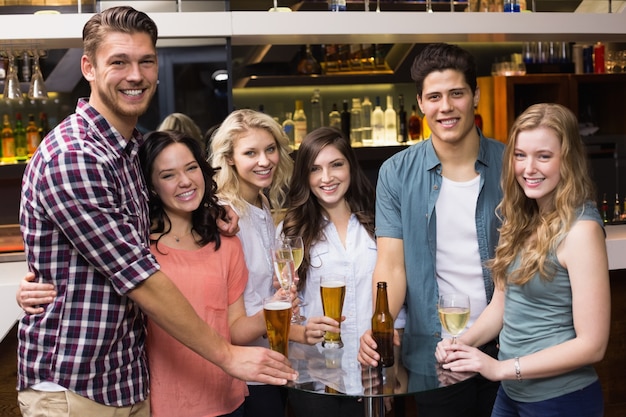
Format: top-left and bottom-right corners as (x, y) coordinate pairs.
(410, 43), (477, 98)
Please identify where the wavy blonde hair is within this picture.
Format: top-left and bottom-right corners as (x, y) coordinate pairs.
(209, 109), (293, 216)
(491, 103), (596, 288)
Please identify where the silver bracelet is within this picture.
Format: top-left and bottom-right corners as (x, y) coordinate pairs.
(514, 357), (522, 382)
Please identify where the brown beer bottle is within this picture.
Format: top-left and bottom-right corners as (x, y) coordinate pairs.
(372, 281), (394, 367)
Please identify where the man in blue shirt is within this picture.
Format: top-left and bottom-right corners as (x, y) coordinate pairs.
(359, 43), (504, 417)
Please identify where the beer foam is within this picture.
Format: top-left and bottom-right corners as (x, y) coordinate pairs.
(264, 301), (291, 310)
(321, 281), (345, 288)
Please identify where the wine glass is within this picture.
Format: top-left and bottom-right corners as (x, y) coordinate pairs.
(28, 51), (48, 100)
(3, 54), (22, 100)
(272, 238), (294, 293)
(437, 293), (470, 344)
(285, 236), (305, 323)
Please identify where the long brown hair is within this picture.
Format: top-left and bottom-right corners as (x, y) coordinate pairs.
(490, 103), (596, 288)
(282, 127), (375, 289)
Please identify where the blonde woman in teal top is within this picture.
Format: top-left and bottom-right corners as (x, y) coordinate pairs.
(436, 103), (610, 417)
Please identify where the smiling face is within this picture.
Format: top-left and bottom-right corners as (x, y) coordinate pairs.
(308, 144), (351, 211)
(514, 126), (562, 210)
(151, 142), (205, 219)
(81, 31), (158, 137)
(229, 127), (280, 205)
(417, 69), (479, 147)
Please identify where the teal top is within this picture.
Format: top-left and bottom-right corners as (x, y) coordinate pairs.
(499, 202), (603, 402)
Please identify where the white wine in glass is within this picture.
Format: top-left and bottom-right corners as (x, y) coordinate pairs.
(438, 293), (470, 343)
(285, 236), (305, 323)
(272, 239), (294, 292)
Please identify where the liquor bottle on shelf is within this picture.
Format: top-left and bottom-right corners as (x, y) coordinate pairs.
(324, 44), (339, 73)
(371, 281), (394, 368)
(384, 95), (397, 144)
(397, 94), (408, 143)
(613, 193), (621, 223)
(372, 96), (385, 145)
(293, 100), (307, 148)
(350, 98), (362, 146)
(328, 0), (346, 11)
(349, 44), (362, 71)
(474, 107), (484, 130)
(408, 105), (422, 141)
(1, 114), (17, 164)
(39, 112), (50, 139)
(361, 96), (373, 145)
(296, 45), (321, 75)
(310, 89), (324, 131)
(601, 194), (609, 224)
(337, 45), (351, 72)
(14, 113), (28, 161)
(622, 196), (626, 221)
(26, 114), (41, 157)
(328, 103), (341, 129)
(422, 109), (432, 140)
(282, 112), (295, 149)
(340, 100), (350, 140)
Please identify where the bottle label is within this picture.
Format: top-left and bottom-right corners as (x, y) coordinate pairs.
(2, 138), (16, 159)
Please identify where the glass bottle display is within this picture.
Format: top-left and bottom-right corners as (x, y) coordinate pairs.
(397, 94), (408, 143)
(1, 114), (17, 163)
(350, 98), (362, 146)
(328, 0), (347, 12)
(39, 112), (51, 139)
(328, 103), (341, 129)
(310, 89), (324, 131)
(282, 112), (295, 149)
(26, 113), (41, 157)
(372, 96), (385, 145)
(293, 100), (307, 148)
(14, 113), (27, 161)
(340, 100), (350, 140)
(384, 95), (397, 144)
(360, 96), (373, 145)
(409, 105), (422, 141)
(297, 45), (321, 75)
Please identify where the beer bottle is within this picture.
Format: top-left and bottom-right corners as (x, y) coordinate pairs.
(1, 114), (17, 164)
(26, 114), (41, 157)
(371, 281), (394, 367)
(14, 113), (28, 161)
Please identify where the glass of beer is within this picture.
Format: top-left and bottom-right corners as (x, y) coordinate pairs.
(263, 294), (292, 357)
(320, 274), (346, 349)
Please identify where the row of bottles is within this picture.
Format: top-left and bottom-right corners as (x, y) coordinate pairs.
(279, 89), (430, 149)
(296, 44), (389, 75)
(601, 193), (626, 224)
(1, 112), (48, 164)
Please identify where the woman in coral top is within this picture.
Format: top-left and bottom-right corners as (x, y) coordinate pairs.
(18, 129), (264, 416)
(140, 129), (268, 416)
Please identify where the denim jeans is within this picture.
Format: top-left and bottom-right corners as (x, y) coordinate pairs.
(491, 380), (603, 417)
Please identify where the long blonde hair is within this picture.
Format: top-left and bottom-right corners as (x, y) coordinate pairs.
(209, 109), (293, 215)
(491, 103), (596, 288)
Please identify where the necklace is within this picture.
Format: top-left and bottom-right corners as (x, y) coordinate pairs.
(172, 230), (193, 243)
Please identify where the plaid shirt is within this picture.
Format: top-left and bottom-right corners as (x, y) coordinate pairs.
(18, 99), (160, 406)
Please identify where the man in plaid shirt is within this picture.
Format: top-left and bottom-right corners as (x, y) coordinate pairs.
(17, 6), (295, 416)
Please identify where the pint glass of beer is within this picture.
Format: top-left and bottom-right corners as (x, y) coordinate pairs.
(263, 294), (292, 357)
(320, 274), (346, 348)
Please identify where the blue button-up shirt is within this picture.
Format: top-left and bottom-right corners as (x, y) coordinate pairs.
(375, 132), (504, 373)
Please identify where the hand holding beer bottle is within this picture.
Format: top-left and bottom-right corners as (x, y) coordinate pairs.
(372, 281), (394, 367)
